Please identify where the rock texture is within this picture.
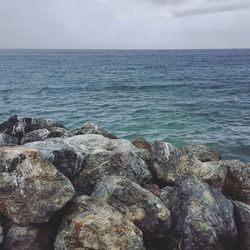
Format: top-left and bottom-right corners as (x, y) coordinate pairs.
(223, 160), (250, 204)
(233, 201), (250, 250)
(0, 133), (19, 146)
(65, 134), (152, 194)
(92, 176), (171, 238)
(161, 176), (237, 250)
(54, 195), (145, 250)
(0, 146), (75, 225)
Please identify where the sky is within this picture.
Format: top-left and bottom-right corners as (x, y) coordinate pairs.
(0, 0), (250, 49)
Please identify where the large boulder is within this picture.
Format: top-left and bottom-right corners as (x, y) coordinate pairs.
(64, 134), (152, 194)
(54, 195), (145, 250)
(0, 146), (75, 225)
(233, 201), (250, 250)
(180, 144), (221, 162)
(1, 223), (54, 250)
(0, 133), (19, 146)
(26, 138), (86, 179)
(151, 141), (227, 188)
(20, 129), (51, 144)
(160, 176), (237, 250)
(92, 176), (171, 239)
(71, 122), (117, 139)
(223, 160), (250, 204)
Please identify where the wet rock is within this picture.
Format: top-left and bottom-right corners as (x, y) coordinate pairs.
(0, 146), (75, 225)
(1, 223), (54, 250)
(223, 160), (250, 204)
(54, 195), (145, 250)
(161, 176), (237, 250)
(0, 133), (19, 146)
(20, 129), (50, 144)
(151, 141), (227, 188)
(27, 138), (86, 179)
(233, 201), (250, 250)
(65, 134), (152, 194)
(92, 176), (171, 239)
(180, 144), (221, 162)
(71, 122), (117, 139)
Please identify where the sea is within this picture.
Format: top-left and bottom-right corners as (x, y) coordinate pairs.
(0, 49), (249, 161)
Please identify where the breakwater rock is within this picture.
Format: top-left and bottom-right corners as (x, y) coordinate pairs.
(0, 115), (249, 250)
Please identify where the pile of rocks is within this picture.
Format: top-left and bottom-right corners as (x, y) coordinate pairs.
(0, 115), (249, 250)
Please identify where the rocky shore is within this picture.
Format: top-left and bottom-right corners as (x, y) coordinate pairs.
(0, 115), (249, 250)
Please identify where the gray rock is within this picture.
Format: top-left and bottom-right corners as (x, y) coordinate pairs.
(0, 146), (75, 225)
(71, 122), (117, 139)
(151, 141), (227, 188)
(27, 138), (86, 179)
(233, 201), (250, 250)
(1, 223), (54, 250)
(47, 127), (73, 138)
(0, 220), (3, 244)
(161, 176), (237, 250)
(0, 133), (19, 146)
(54, 195), (145, 250)
(92, 176), (171, 238)
(223, 160), (250, 204)
(65, 134), (152, 194)
(20, 129), (50, 144)
(180, 144), (222, 162)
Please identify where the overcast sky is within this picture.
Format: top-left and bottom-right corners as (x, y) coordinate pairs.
(0, 0), (250, 49)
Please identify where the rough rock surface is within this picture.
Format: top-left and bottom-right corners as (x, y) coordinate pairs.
(0, 146), (75, 225)
(92, 176), (171, 238)
(180, 144), (222, 162)
(54, 195), (145, 250)
(151, 141), (227, 188)
(65, 134), (152, 194)
(223, 160), (250, 204)
(1, 223), (54, 250)
(233, 201), (250, 250)
(0, 220), (3, 244)
(71, 122), (117, 139)
(20, 129), (51, 144)
(161, 176), (237, 250)
(27, 138), (86, 179)
(0, 133), (19, 146)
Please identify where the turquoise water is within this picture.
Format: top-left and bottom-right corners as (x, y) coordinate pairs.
(0, 49), (249, 161)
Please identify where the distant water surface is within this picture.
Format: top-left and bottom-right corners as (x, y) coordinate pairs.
(0, 49), (249, 161)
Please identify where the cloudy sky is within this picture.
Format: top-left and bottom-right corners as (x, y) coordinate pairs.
(0, 0), (250, 49)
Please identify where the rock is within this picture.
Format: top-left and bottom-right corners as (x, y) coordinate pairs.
(132, 138), (152, 153)
(0, 146), (75, 225)
(223, 160), (250, 204)
(71, 122), (118, 139)
(1, 223), (54, 250)
(20, 129), (50, 144)
(64, 134), (152, 194)
(47, 127), (73, 139)
(233, 201), (250, 250)
(161, 176), (237, 250)
(0, 133), (19, 146)
(0, 220), (3, 244)
(27, 138), (86, 179)
(92, 176), (171, 239)
(54, 195), (145, 250)
(28, 117), (65, 132)
(180, 144), (222, 162)
(151, 141), (227, 188)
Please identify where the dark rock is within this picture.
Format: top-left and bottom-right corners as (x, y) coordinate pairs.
(132, 138), (152, 153)
(180, 144), (222, 162)
(0, 146), (75, 225)
(26, 138), (86, 179)
(1, 223), (54, 250)
(161, 176), (237, 250)
(28, 117), (65, 132)
(47, 127), (73, 138)
(233, 201), (250, 250)
(54, 195), (145, 250)
(151, 141), (227, 188)
(92, 176), (171, 239)
(0, 220), (3, 244)
(71, 122), (118, 139)
(223, 160), (250, 204)
(65, 134), (152, 194)
(20, 129), (50, 144)
(0, 133), (19, 146)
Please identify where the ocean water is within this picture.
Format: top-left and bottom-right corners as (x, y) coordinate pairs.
(0, 49), (249, 161)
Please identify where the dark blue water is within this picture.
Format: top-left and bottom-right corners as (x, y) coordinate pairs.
(0, 49), (249, 161)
